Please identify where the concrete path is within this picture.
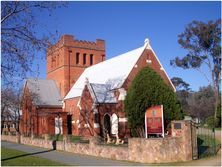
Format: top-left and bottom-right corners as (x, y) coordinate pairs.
(1, 141), (144, 166)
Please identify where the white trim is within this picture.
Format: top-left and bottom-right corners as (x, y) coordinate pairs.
(146, 45), (176, 92)
(78, 124), (81, 128)
(161, 105), (165, 138)
(118, 88), (127, 101)
(146, 59), (152, 63)
(145, 112), (147, 138)
(94, 123), (100, 128)
(77, 99), (82, 110)
(119, 117), (128, 122)
(84, 123), (90, 128)
(62, 101), (65, 109)
(93, 108), (98, 114)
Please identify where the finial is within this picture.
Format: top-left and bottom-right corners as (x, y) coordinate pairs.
(85, 77), (89, 84)
(144, 38), (150, 48)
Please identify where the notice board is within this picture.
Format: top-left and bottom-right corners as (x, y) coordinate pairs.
(145, 105), (164, 138)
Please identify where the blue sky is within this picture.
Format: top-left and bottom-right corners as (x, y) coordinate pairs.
(33, 1), (221, 91)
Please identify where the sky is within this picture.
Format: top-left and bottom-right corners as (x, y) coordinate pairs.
(32, 1), (221, 91)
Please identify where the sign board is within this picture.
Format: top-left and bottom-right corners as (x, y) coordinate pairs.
(145, 105), (164, 138)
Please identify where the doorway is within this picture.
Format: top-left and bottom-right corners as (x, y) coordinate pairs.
(103, 114), (111, 136)
(67, 115), (72, 134)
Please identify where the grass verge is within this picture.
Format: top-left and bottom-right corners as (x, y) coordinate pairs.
(1, 147), (67, 166)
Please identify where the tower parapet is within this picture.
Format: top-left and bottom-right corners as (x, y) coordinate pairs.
(46, 35), (106, 98)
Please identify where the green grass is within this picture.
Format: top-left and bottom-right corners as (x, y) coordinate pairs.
(1, 147), (67, 166)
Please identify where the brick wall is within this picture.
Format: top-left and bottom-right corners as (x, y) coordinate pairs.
(123, 49), (174, 91)
(46, 35), (106, 98)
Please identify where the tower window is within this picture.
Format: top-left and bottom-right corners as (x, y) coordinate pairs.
(57, 54), (59, 66)
(90, 54), (93, 65)
(102, 54), (105, 61)
(76, 52), (80, 64)
(83, 53), (86, 65)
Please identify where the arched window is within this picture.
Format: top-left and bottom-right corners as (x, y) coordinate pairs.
(111, 113), (118, 135)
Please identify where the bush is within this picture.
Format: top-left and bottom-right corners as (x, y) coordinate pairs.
(124, 67), (183, 137)
(49, 134), (63, 141)
(206, 116), (219, 128)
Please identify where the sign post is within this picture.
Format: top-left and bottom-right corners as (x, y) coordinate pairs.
(145, 105), (164, 138)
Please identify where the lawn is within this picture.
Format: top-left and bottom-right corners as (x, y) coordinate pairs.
(1, 147), (67, 166)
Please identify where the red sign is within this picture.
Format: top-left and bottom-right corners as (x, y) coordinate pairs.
(145, 105), (164, 138)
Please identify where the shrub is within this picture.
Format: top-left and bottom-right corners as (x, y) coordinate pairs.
(124, 67), (183, 137)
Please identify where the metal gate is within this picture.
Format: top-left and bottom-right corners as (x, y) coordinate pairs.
(194, 122), (219, 158)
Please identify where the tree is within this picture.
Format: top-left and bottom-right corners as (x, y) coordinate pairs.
(1, 1), (66, 87)
(1, 88), (22, 134)
(187, 85), (215, 121)
(170, 19), (221, 122)
(124, 67), (183, 137)
(171, 77), (191, 114)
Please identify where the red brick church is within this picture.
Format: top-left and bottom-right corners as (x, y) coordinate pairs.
(20, 35), (175, 138)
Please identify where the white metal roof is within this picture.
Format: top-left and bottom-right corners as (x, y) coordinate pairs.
(64, 44), (146, 100)
(64, 39), (176, 100)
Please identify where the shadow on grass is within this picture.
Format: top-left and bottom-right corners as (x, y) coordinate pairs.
(2, 149), (55, 161)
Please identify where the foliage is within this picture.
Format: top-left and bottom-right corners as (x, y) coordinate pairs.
(205, 116), (219, 128)
(171, 77), (191, 114)
(1, 88), (22, 134)
(187, 85), (215, 121)
(1, 147), (67, 166)
(170, 19), (221, 121)
(216, 98), (221, 127)
(124, 67), (183, 137)
(49, 134), (63, 141)
(171, 77), (190, 91)
(1, 1), (66, 87)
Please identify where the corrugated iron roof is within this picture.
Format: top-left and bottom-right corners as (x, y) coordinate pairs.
(25, 79), (62, 107)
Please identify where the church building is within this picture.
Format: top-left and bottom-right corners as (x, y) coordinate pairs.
(63, 37), (175, 138)
(20, 34), (175, 139)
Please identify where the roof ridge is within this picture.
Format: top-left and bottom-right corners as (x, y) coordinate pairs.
(84, 45), (145, 72)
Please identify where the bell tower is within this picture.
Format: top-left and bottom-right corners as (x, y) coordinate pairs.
(46, 35), (106, 98)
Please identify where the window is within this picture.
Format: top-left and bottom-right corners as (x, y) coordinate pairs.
(57, 54), (59, 66)
(102, 54), (105, 61)
(76, 52), (80, 64)
(4, 124), (7, 128)
(90, 54), (93, 65)
(83, 53), (86, 65)
(152, 110), (156, 117)
(51, 56), (53, 68)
